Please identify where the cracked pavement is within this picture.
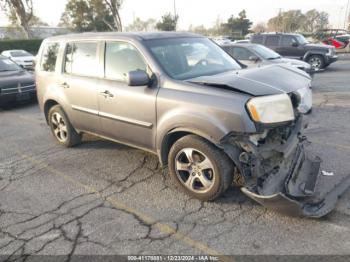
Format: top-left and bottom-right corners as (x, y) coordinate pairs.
(0, 57), (350, 260)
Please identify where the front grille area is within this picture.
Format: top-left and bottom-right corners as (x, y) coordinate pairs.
(1, 84), (36, 95)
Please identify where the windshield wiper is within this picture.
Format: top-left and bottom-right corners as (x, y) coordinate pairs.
(267, 56), (281, 60)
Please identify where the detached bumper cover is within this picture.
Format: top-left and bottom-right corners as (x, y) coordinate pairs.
(224, 118), (350, 218)
(241, 147), (350, 218)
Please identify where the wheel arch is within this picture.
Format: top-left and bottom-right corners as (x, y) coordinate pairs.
(44, 99), (59, 124)
(303, 51), (326, 61)
(158, 127), (225, 167)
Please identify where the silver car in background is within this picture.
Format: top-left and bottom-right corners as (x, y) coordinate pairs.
(221, 43), (312, 74)
(1, 49), (35, 70)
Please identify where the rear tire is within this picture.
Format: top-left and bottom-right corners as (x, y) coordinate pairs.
(168, 135), (234, 201)
(307, 55), (325, 71)
(48, 105), (81, 147)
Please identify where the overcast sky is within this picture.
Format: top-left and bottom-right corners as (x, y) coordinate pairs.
(0, 0), (349, 29)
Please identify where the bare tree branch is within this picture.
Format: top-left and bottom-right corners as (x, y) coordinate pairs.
(103, 0), (123, 31)
(0, 0), (33, 38)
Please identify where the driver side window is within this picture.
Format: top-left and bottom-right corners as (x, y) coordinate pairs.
(232, 47), (254, 61)
(281, 36), (297, 47)
(105, 42), (147, 80)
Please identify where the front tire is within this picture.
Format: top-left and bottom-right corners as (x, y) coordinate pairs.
(48, 105), (81, 147)
(168, 135), (234, 201)
(307, 55), (325, 71)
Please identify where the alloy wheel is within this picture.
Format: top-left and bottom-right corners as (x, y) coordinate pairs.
(309, 57), (322, 71)
(51, 112), (68, 143)
(175, 148), (215, 193)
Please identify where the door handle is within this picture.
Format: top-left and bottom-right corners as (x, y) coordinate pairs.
(100, 90), (114, 98)
(61, 82), (70, 89)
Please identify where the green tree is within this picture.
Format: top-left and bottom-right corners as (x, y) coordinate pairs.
(0, 0), (33, 38)
(221, 10), (252, 37)
(156, 13), (178, 31)
(59, 0), (123, 32)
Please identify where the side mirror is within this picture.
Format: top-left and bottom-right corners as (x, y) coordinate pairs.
(125, 70), (150, 86)
(249, 55), (259, 62)
(292, 42), (299, 47)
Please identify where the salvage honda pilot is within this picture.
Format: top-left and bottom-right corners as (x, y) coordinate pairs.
(36, 32), (350, 218)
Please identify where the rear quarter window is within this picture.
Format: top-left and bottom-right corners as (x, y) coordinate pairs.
(64, 42), (99, 77)
(40, 42), (60, 72)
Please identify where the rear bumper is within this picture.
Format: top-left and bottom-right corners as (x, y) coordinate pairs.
(0, 88), (36, 105)
(222, 118), (350, 218)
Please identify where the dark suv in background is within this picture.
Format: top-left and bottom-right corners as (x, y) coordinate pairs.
(250, 33), (338, 71)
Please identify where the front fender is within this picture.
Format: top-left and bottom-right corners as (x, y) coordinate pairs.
(156, 110), (232, 149)
(303, 50), (327, 61)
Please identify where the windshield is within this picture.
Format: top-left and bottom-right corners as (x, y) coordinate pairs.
(251, 45), (281, 60)
(145, 37), (241, 80)
(295, 35), (309, 45)
(10, 50), (32, 57)
(0, 57), (22, 72)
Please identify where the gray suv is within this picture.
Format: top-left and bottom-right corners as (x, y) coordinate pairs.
(250, 33), (338, 71)
(36, 32), (350, 218)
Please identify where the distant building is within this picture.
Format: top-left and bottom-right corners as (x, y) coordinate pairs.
(0, 26), (71, 39)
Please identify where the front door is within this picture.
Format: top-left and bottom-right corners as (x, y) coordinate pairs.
(60, 41), (102, 133)
(280, 35), (304, 58)
(98, 41), (158, 150)
(231, 46), (260, 68)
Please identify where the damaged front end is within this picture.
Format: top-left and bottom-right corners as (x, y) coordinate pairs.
(222, 116), (350, 218)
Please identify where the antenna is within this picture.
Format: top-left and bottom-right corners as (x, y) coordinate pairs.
(174, 0), (177, 30)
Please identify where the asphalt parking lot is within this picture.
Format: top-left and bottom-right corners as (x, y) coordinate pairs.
(1, 56), (350, 260)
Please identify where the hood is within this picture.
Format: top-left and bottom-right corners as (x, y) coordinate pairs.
(0, 70), (34, 89)
(267, 57), (311, 68)
(188, 65), (311, 96)
(12, 56), (34, 62)
(304, 43), (332, 51)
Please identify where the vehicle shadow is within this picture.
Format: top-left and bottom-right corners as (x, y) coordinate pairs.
(0, 100), (38, 111)
(79, 137), (138, 152)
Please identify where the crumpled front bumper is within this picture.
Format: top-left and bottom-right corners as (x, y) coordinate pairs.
(241, 145), (350, 218)
(223, 118), (350, 218)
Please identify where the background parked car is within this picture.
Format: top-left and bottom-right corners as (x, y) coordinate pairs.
(221, 43), (312, 74)
(250, 33), (338, 71)
(0, 55), (36, 105)
(1, 49), (35, 70)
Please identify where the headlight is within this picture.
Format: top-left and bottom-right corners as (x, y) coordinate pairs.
(295, 87), (312, 114)
(246, 94), (295, 124)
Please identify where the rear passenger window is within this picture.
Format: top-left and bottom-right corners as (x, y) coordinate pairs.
(265, 36), (280, 46)
(40, 42), (59, 72)
(105, 42), (146, 80)
(64, 42), (98, 77)
(251, 35), (264, 44)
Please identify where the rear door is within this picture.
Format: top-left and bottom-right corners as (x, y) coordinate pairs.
(97, 41), (158, 150)
(265, 35), (282, 54)
(60, 41), (102, 133)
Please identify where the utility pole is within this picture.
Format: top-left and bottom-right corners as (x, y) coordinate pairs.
(173, 0), (177, 30)
(345, 0), (350, 29)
